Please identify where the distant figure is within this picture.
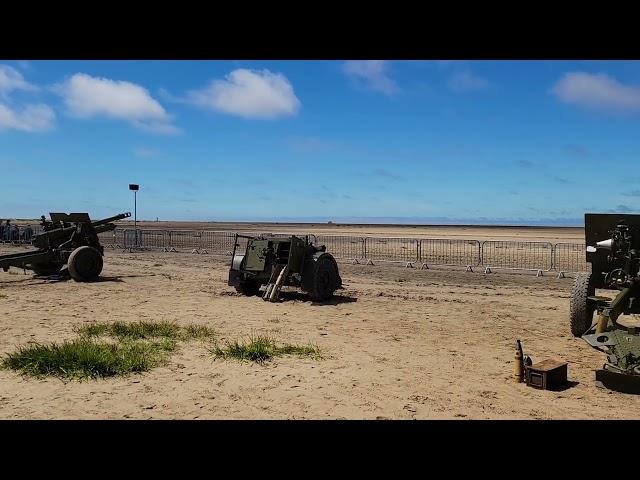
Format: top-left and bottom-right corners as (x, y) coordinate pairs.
(10, 224), (19, 242)
(0, 221), (4, 242)
(21, 225), (34, 243)
(4, 220), (11, 241)
(40, 215), (54, 232)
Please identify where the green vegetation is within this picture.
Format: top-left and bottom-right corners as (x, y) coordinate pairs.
(76, 321), (215, 342)
(3, 321), (215, 380)
(212, 335), (321, 363)
(3, 321), (321, 379)
(1, 339), (168, 380)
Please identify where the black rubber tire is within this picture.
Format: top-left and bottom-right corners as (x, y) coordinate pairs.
(68, 246), (103, 282)
(31, 262), (63, 276)
(309, 254), (339, 302)
(570, 272), (595, 337)
(235, 280), (261, 296)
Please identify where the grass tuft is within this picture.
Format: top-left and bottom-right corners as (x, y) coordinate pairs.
(182, 324), (216, 340)
(212, 335), (321, 363)
(1, 339), (168, 380)
(77, 321), (215, 342)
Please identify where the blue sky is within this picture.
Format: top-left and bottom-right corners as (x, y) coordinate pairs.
(2, 60), (640, 225)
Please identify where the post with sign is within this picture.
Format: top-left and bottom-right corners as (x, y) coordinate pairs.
(129, 184), (139, 247)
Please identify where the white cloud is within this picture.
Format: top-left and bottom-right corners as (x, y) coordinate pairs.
(552, 72), (640, 112)
(448, 70), (489, 92)
(55, 73), (178, 133)
(343, 60), (398, 95)
(186, 69), (300, 119)
(0, 103), (55, 132)
(0, 65), (37, 97)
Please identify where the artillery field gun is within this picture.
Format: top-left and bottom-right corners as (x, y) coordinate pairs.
(570, 213), (640, 393)
(228, 234), (342, 302)
(0, 212), (130, 282)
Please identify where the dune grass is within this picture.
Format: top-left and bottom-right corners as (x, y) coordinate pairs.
(3, 321), (216, 380)
(77, 321), (215, 342)
(212, 335), (321, 363)
(3, 321), (320, 379)
(1, 338), (169, 380)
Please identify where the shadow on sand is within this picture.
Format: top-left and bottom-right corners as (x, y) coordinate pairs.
(278, 291), (358, 305)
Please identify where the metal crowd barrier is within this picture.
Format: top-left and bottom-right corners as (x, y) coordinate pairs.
(419, 239), (481, 270)
(481, 241), (554, 276)
(15, 226), (589, 276)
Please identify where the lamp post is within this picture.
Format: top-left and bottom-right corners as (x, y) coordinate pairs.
(129, 184), (139, 247)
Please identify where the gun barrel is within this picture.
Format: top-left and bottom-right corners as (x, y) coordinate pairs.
(94, 224), (117, 234)
(92, 212), (131, 227)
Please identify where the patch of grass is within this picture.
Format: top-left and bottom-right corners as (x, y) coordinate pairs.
(277, 344), (321, 357)
(182, 324), (216, 340)
(1, 339), (169, 380)
(4, 321), (216, 381)
(77, 321), (215, 342)
(212, 335), (321, 363)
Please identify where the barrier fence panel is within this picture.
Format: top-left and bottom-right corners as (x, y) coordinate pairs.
(122, 229), (137, 248)
(113, 228), (126, 247)
(419, 239), (481, 267)
(201, 231), (239, 254)
(364, 237), (419, 263)
(481, 241), (553, 271)
(167, 230), (203, 250)
(316, 235), (365, 260)
(553, 243), (589, 273)
(140, 230), (166, 250)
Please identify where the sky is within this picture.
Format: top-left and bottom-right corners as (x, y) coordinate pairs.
(2, 60), (640, 226)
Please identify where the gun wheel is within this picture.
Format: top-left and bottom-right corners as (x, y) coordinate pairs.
(235, 280), (261, 296)
(570, 272), (595, 337)
(68, 246), (103, 282)
(309, 254), (339, 302)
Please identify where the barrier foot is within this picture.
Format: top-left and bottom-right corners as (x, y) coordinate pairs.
(421, 263), (429, 270)
(484, 267), (492, 274)
(405, 262), (414, 268)
(536, 270), (544, 277)
(557, 271), (566, 279)
(466, 265), (474, 272)
(201, 249), (209, 254)
(367, 259), (375, 266)
(351, 258), (360, 265)
(191, 249), (200, 254)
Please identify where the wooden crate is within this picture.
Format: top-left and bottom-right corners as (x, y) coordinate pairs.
(525, 359), (567, 390)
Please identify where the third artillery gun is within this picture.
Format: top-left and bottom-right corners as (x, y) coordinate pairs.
(570, 213), (640, 392)
(0, 212), (130, 282)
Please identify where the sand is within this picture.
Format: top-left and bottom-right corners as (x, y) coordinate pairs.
(1, 237), (638, 420)
(114, 221), (586, 243)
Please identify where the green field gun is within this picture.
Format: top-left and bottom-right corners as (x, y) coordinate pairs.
(570, 213), (640, 393)
(228, 234), (342, 302)
(0, 212), (131, 282)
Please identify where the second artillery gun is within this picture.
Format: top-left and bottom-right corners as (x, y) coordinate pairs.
(228, 234), (342, 302)
(570, 213), (640, 393)
(0, 212), (130, 282)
